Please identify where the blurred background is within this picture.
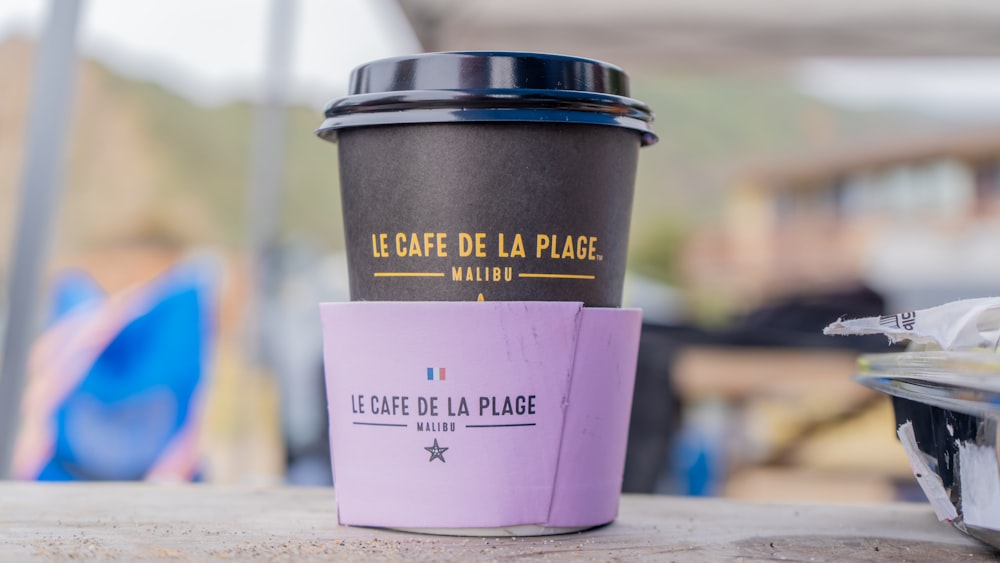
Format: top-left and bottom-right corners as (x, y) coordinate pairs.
(4, 0), (1000, 500)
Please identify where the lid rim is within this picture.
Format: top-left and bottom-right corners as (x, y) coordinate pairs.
(324, 89), (653, 122)
(317, 108), (658, 147)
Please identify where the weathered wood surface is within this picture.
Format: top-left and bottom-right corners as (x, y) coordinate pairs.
(0, 483), (996, 561)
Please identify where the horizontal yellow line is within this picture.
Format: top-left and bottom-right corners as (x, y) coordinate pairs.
(374, 272), (445, 278)
(518, 273), (595, 280)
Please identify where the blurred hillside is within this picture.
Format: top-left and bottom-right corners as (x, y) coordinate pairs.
(0, 37), (955, 287)
(0, 37), (343, 265)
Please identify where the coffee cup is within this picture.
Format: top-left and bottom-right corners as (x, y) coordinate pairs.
(317, 51), (656, 307)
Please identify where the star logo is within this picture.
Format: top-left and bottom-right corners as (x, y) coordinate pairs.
(424, 438), (448, 463)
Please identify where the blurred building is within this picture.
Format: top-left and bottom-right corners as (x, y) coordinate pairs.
(395, 0), (1000, 315)
(683, 128), (1000, 310)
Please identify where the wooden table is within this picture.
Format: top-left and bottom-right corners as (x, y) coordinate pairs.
(0, 483), (996, 561)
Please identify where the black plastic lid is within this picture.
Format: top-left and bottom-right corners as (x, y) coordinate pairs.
(317, 51), (657, 146)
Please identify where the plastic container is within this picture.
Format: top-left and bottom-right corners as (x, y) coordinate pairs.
(855, 349), (1000, 549)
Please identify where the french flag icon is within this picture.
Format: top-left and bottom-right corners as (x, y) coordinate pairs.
(426, 367), (446, 381)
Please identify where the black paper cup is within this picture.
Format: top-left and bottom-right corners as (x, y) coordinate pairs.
(317, 51), (656, 307)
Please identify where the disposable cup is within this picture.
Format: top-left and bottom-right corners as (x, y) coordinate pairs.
(317, 51), (656, 307)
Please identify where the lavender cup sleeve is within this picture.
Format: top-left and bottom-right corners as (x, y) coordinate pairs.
(320, 301), (641, 531)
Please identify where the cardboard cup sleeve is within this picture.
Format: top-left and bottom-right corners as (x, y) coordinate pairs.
(320, 301), (641, 531)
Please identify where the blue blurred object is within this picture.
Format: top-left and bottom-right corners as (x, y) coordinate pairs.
(46, 269), (104, 325)
(670, 426), (722, 497)
(20, 258), (217, 481)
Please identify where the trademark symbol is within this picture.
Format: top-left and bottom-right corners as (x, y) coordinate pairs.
(595, 255), (603, 262)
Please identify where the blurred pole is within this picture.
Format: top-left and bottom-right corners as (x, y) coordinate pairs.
(246, 0), (296, 371)
(0, 0), (85, 479)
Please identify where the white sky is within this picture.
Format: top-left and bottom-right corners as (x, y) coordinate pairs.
(3, 1), (1000, 119)
(797, 58), (1000, 120)
(0, 0), (421, 109)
